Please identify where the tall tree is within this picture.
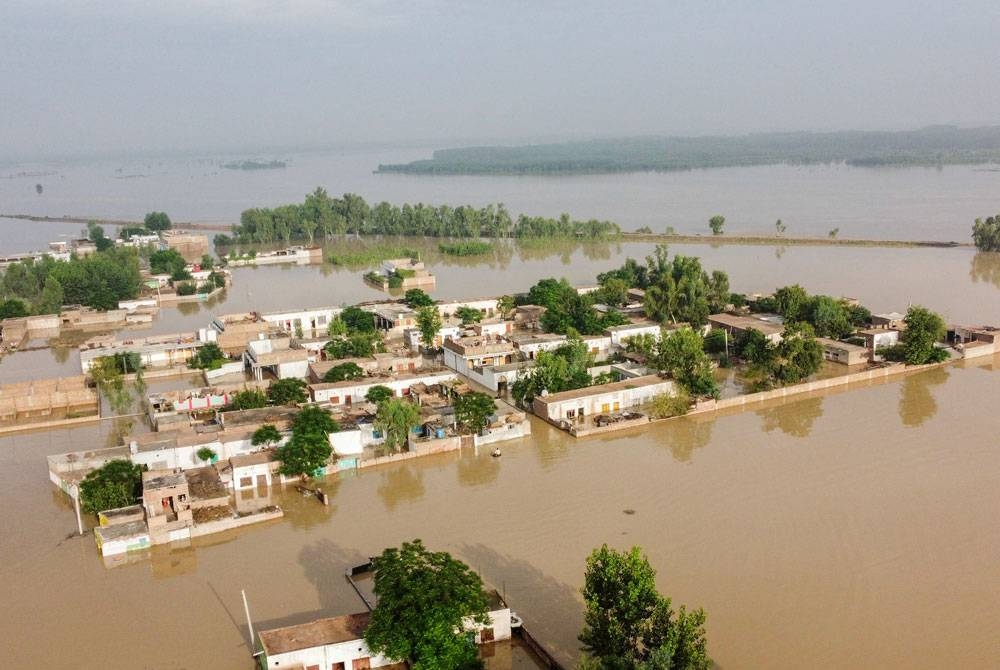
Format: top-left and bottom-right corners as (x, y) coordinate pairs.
(276, 405), (338, 477)
(375, 398), (421, 452)
(144, 211), (172, 231)
(251, 424), (283, 448)
(454, 392), (496, 434)
(416, 305), (443, 349)
(404, 288), (435, 308)
(708, 215), (725, 235)
(900, 305), (949, 364)
(365, 540), (490, 670)
(580, 544), (710, 670)
(655, 329), (718, 398)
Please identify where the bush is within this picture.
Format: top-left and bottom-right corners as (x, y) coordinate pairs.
(703, 329), (728, 354)
(644, 390), (692, 418)
(176, 282), (197, 296)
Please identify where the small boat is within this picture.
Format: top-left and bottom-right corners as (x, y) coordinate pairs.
(491, 447), (502, 458)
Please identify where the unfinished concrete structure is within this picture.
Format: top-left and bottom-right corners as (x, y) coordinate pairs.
(0, 376), (99, 431)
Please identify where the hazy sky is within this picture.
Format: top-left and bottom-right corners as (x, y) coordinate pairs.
(3, 0), (999, 159)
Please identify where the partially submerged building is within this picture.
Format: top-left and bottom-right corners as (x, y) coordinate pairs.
(532, 375), (675, 432)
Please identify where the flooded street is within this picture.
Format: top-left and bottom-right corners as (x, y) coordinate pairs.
(2, 355), (1000, 669)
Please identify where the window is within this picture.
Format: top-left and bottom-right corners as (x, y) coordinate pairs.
(239, 477), (252, 488)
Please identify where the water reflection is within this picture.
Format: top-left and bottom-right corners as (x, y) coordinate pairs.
(659, 415), (714, 462)
(457, 450), (501, 488)
(898, 367), (949, 427)
(757, 397), (824, 438)
(376, 465), (425, 511)
(969, 252), (1000, 288)
(284, 478), (339, 530)
(299, 538), (368, 612)
(176, 301), (202, 316)
(459, 543), (581, 665)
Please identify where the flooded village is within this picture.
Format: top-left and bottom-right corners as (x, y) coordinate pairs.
(3, 217), (1000, 669)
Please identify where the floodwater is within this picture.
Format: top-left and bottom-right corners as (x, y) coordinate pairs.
(3, 152), (1000, 668)
(2, 357), (1000, 669)
(2, 148), (1000, 240)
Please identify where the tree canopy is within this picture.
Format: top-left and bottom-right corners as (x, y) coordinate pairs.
(323, 362), (365, 383)
(188, 342), (226, 370)
(79, 459), (143, 515)
(375, 398), (421, 452)
(365, 385), (395, 404)
(898, 305), (949, 365)
(251, 424), (283, 448)
(0, 247), (141, 312)
(404, 288), (435, 308)
(267, 378), (309, 405)
(526, 277), (627, 335)
(972, 214), (1000, 251)
(512, 338), (594, 407)
(416, 305), (443, 348)
(144, 211), (172, 231)
(365, 539), (490, 670)
(580, 544), (710, 670)
(276, 405), (338, 477)
(708, 215), (725, 235)
(654, 329), (719, 398)
(454, 392), (496, 434)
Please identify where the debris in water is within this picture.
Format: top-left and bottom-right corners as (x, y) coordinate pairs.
(623, 509), (636, 515)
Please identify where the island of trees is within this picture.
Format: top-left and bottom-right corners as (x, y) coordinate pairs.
(376, 125), (1000, 175)
(218, 188), (620, 245)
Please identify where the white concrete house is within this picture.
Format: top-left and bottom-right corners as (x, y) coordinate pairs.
(261, 306), (343, 339)
(605, 321), (663, 348)
(508, 332), (567, 359)
(246, 338), (310, 380)
(436, 297), (500, 319)
(532, 375), (675, 424)
(309, 369), (457, 406)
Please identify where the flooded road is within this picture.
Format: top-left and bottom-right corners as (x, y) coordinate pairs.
(2, 355), (1000, 669)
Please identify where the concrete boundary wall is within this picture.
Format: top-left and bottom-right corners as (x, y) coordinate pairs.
(690, 361), (944, 415)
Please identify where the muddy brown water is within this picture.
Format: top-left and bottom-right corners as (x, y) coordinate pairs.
(2, 353), (1000, 669)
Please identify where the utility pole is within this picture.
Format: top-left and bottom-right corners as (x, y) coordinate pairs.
(73, 485), (84, 535)
(242, 589), (261, 658)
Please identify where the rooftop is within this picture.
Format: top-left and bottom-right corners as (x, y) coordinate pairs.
(259, 612), (371, 655)
(142, 469), (187, 490)
(94, 520), (148, 542)
(534, 374), (668, 405)
(604, 320), (662, 333)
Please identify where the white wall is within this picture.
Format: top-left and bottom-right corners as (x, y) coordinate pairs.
(265, 637), (394, 669)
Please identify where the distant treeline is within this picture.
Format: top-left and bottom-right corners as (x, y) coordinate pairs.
(376, 125), (1000, 175)
(222, 160), (286, 170)
(220, 188), (621, 244)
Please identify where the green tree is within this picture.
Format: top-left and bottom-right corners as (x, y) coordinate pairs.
(78, 459), (143, 515)
(972, 214), (1000, 251)
(267, 378), (309, 405)
(512, 339), (593, 407)
(365, 539), (490, 670)
(90, 355), (132, 412)
(772, 284), (810, 322)
(189, 342), (226, 370)
(196, 447), (217, 463)
(655, 329), (718, 398)
(144, 211), (172, 232)
(808, 295), (853, 338)
(365, 385), (395, 404)
(226, 389), (268, 410)
(251, 423), (283, 448)
(375, 398), (421, 452)
(497, 295), (515, 318)
(276, 405), (338, 477)
(323, 361), (365, 383)
(772, 322), (824, 385)
(580, 544), (710, 670)
(643, 254), (720, 328)
(404, 288), (435, 308)
(325, 331), (382, 359)
(36, 276), (64, 314)
(86, 221), (114, 251)
(149, 248), (188, 276)
(454, 392), (496, 434)
(598, 277), (630, 307)
(327, 316), (348, 337)
(708, 215), (725, 235)
(775, 219), (786, 235)
(455, 306), (484, 325)
(0, 298), (29, 319)
(900, 305), (949, 364)
(416, 305), (443, 349)
(340, 306), (375, 332)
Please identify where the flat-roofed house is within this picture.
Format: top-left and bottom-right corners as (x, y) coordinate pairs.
(816, 337), (870, 365)
(859, 328), (900, 353)
(604, 321), (663, 348)
(871, 312), (906, 330)
(707, 313), (784, 343)
(532, 375), (674, 425)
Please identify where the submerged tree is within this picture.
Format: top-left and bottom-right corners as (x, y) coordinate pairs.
(972, 214), (1000, 252)
(708, 215), (725, 236)
(365, 539), (490, 670)
(276, 405), (338, 477)
(454, 392), (496, 434)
